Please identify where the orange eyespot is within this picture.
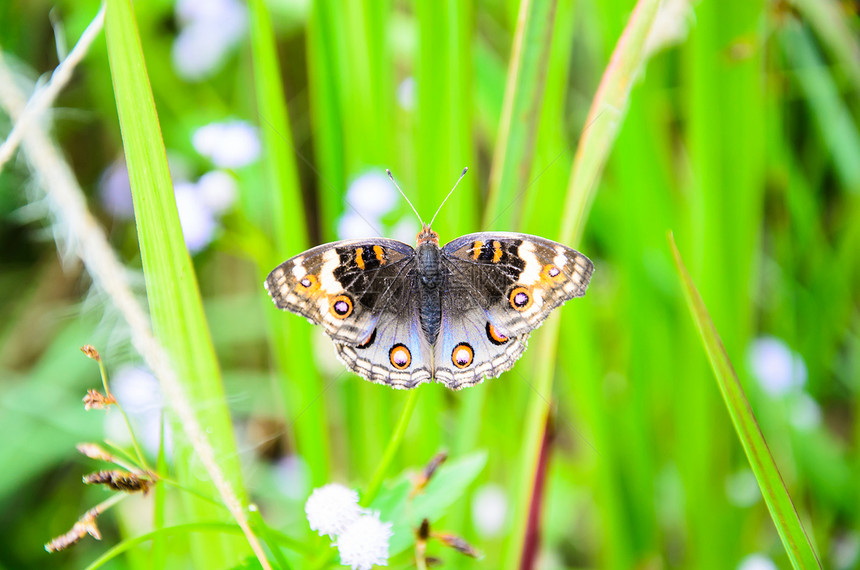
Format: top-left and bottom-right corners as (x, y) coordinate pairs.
(329, 295), (353, 319)
(486, 323), (509, 345)
(451, 343), (474, 369)
(297, 274), (320, 293)
(509, 286), (533, 311)
(389, 344), (411, 369)
(542, 264), (563, 280)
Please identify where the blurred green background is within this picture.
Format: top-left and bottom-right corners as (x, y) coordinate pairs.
(1, 0), (858, 568)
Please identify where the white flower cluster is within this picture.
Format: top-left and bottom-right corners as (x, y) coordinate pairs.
(305, 484), (393, 570)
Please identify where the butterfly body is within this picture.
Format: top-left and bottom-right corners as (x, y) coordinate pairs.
(265, 224), (593, 390)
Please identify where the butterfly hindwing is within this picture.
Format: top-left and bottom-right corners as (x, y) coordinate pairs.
(432, 285), (529, 389)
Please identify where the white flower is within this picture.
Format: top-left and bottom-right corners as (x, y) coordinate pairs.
(197, 170), (237, 214)
(99, 159), (134, 219)
(336, 511), (393, 570)
(337, 212), (381, 240)
(747, 336), (807, 397)
(274, 455), (311, 501)
(346, 171), (397, 218)
(305, 484), (363, 538)
(471, 483), (508, 537)
(106, 366), (172, 457)
(396, 77), (415, 110)
(174, 182), (217, 253)
(737, 553), (777, 570)
(172, 0), (247, 80)
(192, 121), (261, 169)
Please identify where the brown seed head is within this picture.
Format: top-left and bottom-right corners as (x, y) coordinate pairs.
(80, 345), (101, 361)
(83, 470), (153, 494)
(83, 389), (116, 410)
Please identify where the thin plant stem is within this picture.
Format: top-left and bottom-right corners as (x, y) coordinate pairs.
(96, 359), (149, 470)
(362, 387), (422, 506)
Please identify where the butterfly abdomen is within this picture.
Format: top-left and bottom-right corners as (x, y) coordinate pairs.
(416, 242), (443, 343)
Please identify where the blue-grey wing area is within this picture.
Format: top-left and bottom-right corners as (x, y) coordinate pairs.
(265, 238), (433, 389)
(432, 232), (593, 388)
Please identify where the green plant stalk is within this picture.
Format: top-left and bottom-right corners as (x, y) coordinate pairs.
(669, 234), (822, 569)
(362, 387), (422, 506)
(306, 0), (347, 241)
(503, 1), (660, 566)
(484, 0), (559, 230)
(248, 0), (331, 485)
(781, 19), (860, 194)
(788, 0), (860, 93)
(105, 0), (250, 565)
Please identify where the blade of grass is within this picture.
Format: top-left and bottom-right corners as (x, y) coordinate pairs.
(668, 232), (821, 569)
(503, 1), (660, 566)
(248, 0), (330, 486)
(104, 0), (262, 566)
(484, 0), (559, 230)
(781, 18), (860, 194)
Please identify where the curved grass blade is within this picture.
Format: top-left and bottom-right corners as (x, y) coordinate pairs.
(105, 0), (263, 565)
(248, 0), (330, 485)
(484, 0), (558, 230)
(668, 233), (821, 570)
(503, 1), (661, 566)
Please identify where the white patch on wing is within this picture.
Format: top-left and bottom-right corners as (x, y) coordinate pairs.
(518, 241), (542, 285)
(291, 257), (305, 280)
(553, 248), (567, 271)
(318, 249), (341, 293)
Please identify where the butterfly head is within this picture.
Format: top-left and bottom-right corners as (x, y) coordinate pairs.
(416, 223), (439, 246)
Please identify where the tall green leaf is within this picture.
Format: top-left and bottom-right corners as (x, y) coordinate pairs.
(669, 233), (821, 570)
(105, 0), (249, 565)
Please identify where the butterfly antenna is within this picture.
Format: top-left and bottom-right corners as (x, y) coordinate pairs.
(386, 169), (425, 226)
(429, 167), (468, 228)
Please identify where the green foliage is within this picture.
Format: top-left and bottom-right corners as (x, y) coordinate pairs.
(1, 0), (858, 568)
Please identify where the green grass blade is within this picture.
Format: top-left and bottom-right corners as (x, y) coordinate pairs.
(248, 0), (330, 485)
(105, 0), (252, 565)
(484, 0), (558, 230)
(503, 1), (661, 566)
(668, 233), (822, 570)
(780, 18), (860, 194)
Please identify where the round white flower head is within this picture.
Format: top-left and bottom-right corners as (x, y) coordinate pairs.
(747, 336), (807, 397)
(471, 483), (508, 537)
(197, 170), (238, 214)
(337, 212), (381, 240)
(737, 553), (777, 570)
(192, 121), (261, 168)
(346, 171), (397, 218)
(174, 182), (217, 253)
(305, 484), (362, 538)
(336, 512), (393, 570)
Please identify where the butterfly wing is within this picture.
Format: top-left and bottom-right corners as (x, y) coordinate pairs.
(265, 239), (432, 389)
(432, 232), (593, 389)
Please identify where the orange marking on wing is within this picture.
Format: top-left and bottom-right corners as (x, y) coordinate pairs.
(373, 245), (386, 264)
(472, 241), (483, 260)
(492, 241), (503, 263)
(355, 247), (365, 270)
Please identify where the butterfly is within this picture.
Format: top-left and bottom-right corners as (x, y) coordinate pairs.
(264, 169), (593, 390)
